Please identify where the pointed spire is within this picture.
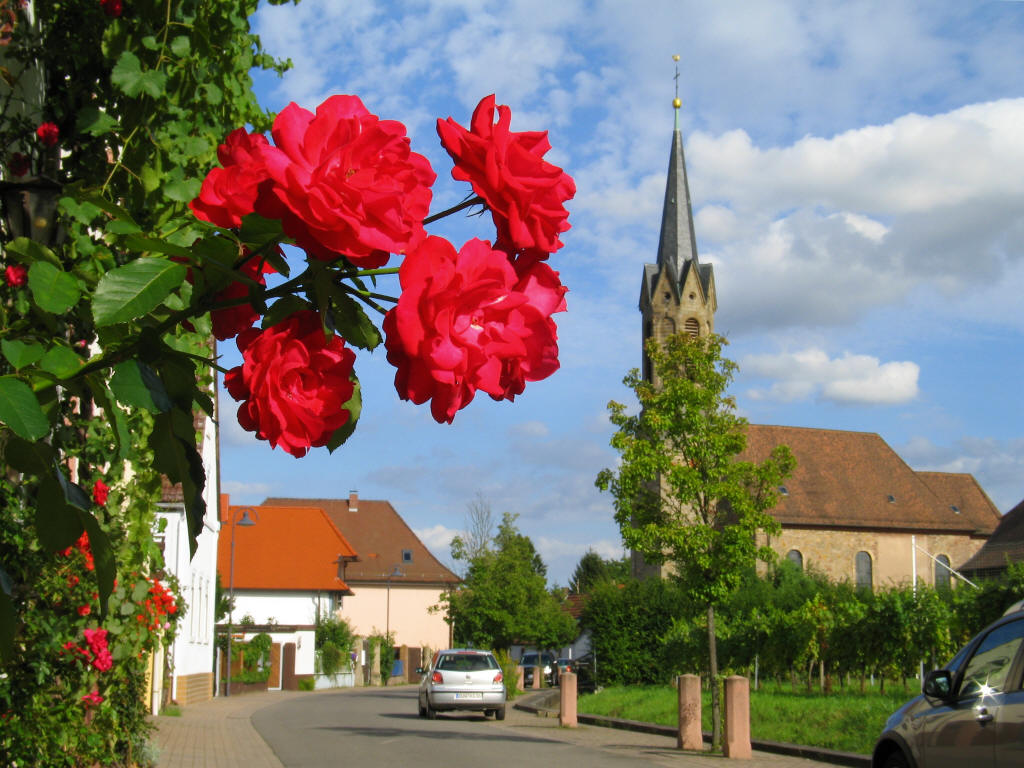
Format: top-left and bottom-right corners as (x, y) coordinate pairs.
(655, 61), (700, 290)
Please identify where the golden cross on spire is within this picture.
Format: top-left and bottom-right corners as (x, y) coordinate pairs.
(672, 54), (681, 129)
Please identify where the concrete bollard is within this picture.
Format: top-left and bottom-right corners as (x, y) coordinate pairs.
(516, 665), (525, 691)
(531, 665), (541, 689)
(677, 674), (702, 750)
(559, 671), (577, 727)
(723, 675), (751, 759)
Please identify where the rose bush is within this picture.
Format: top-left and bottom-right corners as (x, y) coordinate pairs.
(383, 236), (566, 423)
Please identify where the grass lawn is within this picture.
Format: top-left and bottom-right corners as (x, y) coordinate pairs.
(577, 681), (913, 755)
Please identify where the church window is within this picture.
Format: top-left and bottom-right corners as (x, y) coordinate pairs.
(786, 549), (803, 570)
(855, 551), (873, 590)
(663, 291), (671, 302)
(689, 292), (696, 300)
(684, 318), (700, 337)
(935, 555), (951, 590)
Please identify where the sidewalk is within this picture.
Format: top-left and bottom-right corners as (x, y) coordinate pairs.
(151, 688), (858, 768)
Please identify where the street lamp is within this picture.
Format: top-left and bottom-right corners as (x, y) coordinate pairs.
(385, 564), (405, 639)
(225, 507), (257, 696)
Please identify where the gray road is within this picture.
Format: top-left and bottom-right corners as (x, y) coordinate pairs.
(251, 686), (642, 767)
(250, 686), (846, 768)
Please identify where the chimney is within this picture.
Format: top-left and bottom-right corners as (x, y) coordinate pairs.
(349, 490), (358, 512)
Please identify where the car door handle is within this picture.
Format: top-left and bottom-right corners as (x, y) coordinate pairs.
(976, 707), (994, 724)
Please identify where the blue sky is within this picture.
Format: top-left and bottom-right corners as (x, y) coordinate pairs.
(218, 0), (1024, 586)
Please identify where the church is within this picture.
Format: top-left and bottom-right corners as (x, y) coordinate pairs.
(636, 94), (1001, 589)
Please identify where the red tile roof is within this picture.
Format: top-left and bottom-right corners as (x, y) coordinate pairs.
(740, 425), (1000, 536)
(217, 503), (356, 593)
(961, 497), (1024, 573)
(262, 495), (459, 586)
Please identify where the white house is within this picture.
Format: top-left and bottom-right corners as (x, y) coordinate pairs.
(215, 499), (356, 689)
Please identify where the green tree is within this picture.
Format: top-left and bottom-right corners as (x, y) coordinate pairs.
(568, 548), (630, 594)
(443, 512), (575, 652)
(596, 332), (795, 749)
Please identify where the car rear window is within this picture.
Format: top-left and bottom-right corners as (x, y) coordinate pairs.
(437, 653), (498, 672)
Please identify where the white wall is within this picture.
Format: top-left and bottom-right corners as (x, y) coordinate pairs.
(230, 590), (334, 627)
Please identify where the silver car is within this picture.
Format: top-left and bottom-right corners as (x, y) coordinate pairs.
(417, 648), (507, 720)
(872, 606), (1024, 767)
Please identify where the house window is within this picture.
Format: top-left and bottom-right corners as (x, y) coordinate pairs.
(935, 555), (952, 590)
(786, 549), (803, 570)
(401, 549), (413, 564)
(855, 551), (873, 590)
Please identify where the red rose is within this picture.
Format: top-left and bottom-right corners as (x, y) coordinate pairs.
(91, 479), (109, 506)
(190, 128), (272, 229)
(4, 264), (27, 287)
(257, 95), (436, 267)
(224, 310), (357, 457)
(210, 250), (278, 341)
(8, 152), (29, 177)
(81, 690), (104, 707)
(36, 122), (59, 147)
(383, 236), (566, 424)
(100, 0), (123, 17)
(437, 95), (575, 263)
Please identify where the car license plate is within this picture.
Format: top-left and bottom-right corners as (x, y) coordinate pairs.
(454, 692), (482, 700)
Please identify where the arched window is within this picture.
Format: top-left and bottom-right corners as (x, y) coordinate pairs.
(855, 551), (873, 590)
(935, 555), (952, 590)
(786, 549), (803, 570)
(684, 317), (700, 337)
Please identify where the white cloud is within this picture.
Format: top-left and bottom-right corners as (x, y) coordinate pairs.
(221, 480), (274, 504)
(413, 524), (459, 557)
(898, 436), (1024, 512)
(743, 348), (920, 405)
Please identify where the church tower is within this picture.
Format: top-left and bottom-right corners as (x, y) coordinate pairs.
(638, 65), (716, 382)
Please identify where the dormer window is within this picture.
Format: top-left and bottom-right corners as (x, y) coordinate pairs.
(887, 495), (896, 503)
(950, 505), (961, 514)
(778, 486), (789, 496)
(401, 549), (413, 564)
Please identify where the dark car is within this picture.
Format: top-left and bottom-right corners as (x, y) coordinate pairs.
(520, 651), (556, 686)
(872, 604), (1024, 768)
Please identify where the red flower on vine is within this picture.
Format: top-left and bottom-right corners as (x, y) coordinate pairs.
(81, 690), (104, 707)
(36, 122), (59, 147)
(92, 479), (109, 506)
(100, 0), (123, 17)
(4, 264), (27, 287)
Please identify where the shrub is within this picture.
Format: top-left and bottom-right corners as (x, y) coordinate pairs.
(494, 649), (521, 700)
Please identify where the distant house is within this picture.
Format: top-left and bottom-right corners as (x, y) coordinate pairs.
(216, 497), (356, 689)
(960, 497), (1024, 581)
(263, 493), (459, 652)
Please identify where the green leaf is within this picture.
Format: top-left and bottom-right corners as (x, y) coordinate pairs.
(111, 51), (167, 99)
(1, 435), (56, 476)
(170, 35), (191, 57)
(86, 376), (130, 460)
(93, 258), (187, 326)
(4, 237), (61, 267)
(59, 196), (103, 225)
(140, 164), (162, 193)
(0, 377), (49, 440)
(163, 176), (201, 203)
(327, 375), (361, 452)
(56, 465), (92, 511)
(261, 295), (311, 328)
(36, 477), (84, 552)
(75, 106), (119, 136)
(330, 292), (382, 350)
(105, 219), (143, 235)
(1, 339), (45, 370)
(39, 345), (84, 378)
(0, 580), (13, 664)
(121, 234), (191, 259)
(27, 261), (81, 314)
(201, 83), (223, 105)
(78, 512), (115, 617)
(111, 360), (158, 410)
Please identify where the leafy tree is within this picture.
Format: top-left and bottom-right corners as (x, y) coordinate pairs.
(596, 332), (795, 749)
(568, 548), (630, 594)
(442, 512), (575, 651)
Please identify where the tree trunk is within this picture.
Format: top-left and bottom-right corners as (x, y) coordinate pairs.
(707, 605), (721, 751)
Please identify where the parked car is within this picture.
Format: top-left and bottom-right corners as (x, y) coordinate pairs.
(571, 652), (597, 693)
(520, 651), (556, 686)
(417, 648), (506, 720)
(556, 657), (574, 677)
(872, 604), (1024, 767)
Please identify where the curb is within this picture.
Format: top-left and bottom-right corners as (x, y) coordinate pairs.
(513, 692), (871, 768)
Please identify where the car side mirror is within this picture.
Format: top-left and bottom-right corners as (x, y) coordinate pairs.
(923, 669), (954, 700)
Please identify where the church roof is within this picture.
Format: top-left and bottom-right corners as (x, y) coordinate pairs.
(641, 128), (713, 306)
(740, 424), (1001, 536)
(960, 497), (1024, 574)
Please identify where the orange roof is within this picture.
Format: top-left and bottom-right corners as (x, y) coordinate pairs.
(263, 494), (459, 586)
(217, 504), (357, 593)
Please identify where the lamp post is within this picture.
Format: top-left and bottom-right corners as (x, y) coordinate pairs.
(225, 507), (257, 697)
(385, 564), (405, 638)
